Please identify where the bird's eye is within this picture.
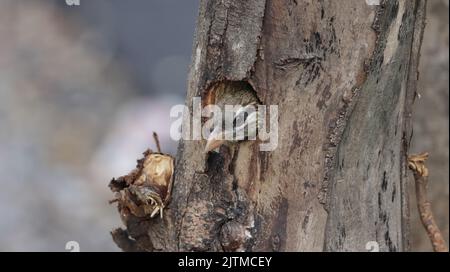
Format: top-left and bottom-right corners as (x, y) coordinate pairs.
(233, 105), (256, 128)
(233, 111), (248, 128)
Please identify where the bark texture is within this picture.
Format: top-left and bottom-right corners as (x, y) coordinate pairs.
(111, 0), (427, 252)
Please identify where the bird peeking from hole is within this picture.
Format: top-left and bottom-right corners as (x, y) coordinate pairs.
(203, 81), (262, 153)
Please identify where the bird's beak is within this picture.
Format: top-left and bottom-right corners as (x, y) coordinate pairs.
(204, 131), (225, 153)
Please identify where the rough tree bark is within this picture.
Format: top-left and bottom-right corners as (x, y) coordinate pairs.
(111, 0), (427, 252)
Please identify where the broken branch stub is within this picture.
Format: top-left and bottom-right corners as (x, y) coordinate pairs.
(109, 149), (175, 220)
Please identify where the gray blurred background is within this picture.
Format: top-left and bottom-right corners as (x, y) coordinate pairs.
(0, 0), (447, 251)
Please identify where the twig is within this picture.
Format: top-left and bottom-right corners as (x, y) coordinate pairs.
(153, 132), (162, 153)
(108, 198), (119, 204)
(408, 153), (449, 252)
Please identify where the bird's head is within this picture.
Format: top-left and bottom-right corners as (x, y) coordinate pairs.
(204, 102), (260, 153)
(203, 81), (261, 153)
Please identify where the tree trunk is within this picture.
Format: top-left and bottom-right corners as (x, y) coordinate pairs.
(111, 0), (427, 252)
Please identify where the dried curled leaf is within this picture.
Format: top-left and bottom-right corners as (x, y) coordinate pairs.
(109, 149), (175, 219)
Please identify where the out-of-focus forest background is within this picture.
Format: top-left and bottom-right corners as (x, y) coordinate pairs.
(0, 0), (447, 251)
